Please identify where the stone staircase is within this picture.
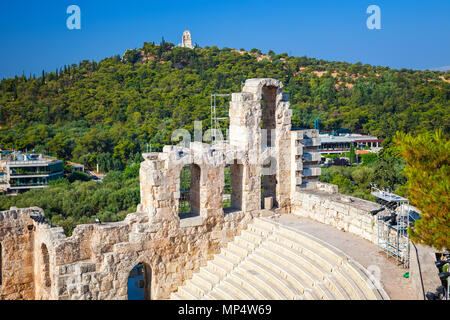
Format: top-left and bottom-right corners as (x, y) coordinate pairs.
(170, 217), (389, 300)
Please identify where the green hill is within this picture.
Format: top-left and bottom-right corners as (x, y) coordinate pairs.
(1, 40), (449, 170)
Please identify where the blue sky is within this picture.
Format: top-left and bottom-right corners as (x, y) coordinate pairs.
(0, 0), (449, 79)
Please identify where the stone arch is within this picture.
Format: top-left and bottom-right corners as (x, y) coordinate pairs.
(260, 85), (278, 209)
(261, 155), (277, 209)
(261, 85), (278, 148)
(223, 159), (244, 213)
(127, 262), (152, 300)
(242, 78), (284, 100)
(240, 79), (285, 210)
(178, 163), (202, 218)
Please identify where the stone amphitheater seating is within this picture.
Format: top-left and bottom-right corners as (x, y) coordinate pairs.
(170, 217), (389, 300)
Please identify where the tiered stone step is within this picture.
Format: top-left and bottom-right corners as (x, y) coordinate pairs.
(170, 217), (387, 300)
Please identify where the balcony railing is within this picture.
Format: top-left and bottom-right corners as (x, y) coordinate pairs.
(10, 171), (51, 176)
(9, 183), (48, 187)
(302, 138), (321, 147)
(303, 152), (322, 162)
(7, 160), (53, 165)
(302, 167), (322, 177)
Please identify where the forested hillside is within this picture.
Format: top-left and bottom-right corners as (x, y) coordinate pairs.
(1, 40), (449, 170)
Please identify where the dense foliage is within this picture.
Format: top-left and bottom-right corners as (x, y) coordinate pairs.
(395, 130), (450, 250)
(320, 147), (407, 201)
(0, 163), (140, 235)
(1, 41), (449, 244)
(1, 41), (449, 171)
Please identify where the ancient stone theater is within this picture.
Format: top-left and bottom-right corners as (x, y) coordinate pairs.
(1, 79), (424, 300)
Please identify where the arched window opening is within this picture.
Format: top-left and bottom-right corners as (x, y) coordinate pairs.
(261, 156), (277, 209)
(127, 263), (151, 300)
(179, 164), (201, 218)
(261, 86), (277, 148)
(223, 160), (244, 213)
(260, 86), (278, 210)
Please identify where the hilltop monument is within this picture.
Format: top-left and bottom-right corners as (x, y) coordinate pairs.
(181, 30), (193, 49)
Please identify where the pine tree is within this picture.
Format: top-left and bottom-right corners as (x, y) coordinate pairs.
(395, 130), (450, 250)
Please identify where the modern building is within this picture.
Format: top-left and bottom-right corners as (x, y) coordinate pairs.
(319, 133), (383, 154)
(0, 161), (7, 194)
(67, 161), (85, 173)
(4, 153), (63, 193)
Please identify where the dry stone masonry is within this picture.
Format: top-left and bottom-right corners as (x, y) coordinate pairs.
(0, 79), (394, 300)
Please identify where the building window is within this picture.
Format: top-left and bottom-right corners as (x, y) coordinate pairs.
(178, 164), (201, 218)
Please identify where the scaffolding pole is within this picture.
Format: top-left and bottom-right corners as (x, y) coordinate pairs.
(210, 93), (231, 145)
(372, 186), (411, 268)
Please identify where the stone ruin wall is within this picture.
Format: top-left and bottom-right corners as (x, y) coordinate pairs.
(0, 78), (297, 300)
(0, 138), (273, 300)
(291, 187), (380, 245)
(2, 78), (413, 301)
(229, 78), (293, 212)
(0, 204), (256, 300)
(0, 209), (35, 299)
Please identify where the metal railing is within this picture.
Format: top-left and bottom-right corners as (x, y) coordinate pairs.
(10, 171), (51, 176)
(9, 183), (48, 188)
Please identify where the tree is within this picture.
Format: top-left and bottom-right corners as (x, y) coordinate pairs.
(370, 148), (406, 191)
(330, 173), (356, 194)
(47, 133), (72, 159)
(123, 50), (140, 64)
(395, 130), (450, 250)
(349, 144), (356, 164)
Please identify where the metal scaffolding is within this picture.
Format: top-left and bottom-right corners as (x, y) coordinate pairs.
(371, 186), (412, 268)
(210, 93), (231, 145)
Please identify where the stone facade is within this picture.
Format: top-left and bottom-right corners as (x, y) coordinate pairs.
(181, 30), (193, 49)
(291, 188), (380, 244)
(0, 78), (403, 300)
(0, 208), (36, 299)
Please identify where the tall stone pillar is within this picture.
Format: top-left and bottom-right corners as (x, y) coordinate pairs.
(139, 153), (179, 225)
(229, 78), (292, 213)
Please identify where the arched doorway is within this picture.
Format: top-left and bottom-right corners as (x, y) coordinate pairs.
(178, 164), (201, 218)
(261, 86), (277, 209)
(223, 160), (244, 213)
(127, 263), (151, 300)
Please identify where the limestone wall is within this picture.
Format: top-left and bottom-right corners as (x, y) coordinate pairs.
(1, 78), (401, 301)
(0, 204), (258, 300)
(291, 185), (380, 244)
(0, 142), (265, 300)
(0, 208), (36, 299)
(230, 78), (292, 212)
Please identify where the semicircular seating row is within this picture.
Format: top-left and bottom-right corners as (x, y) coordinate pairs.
(170, 217), (389, 300)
